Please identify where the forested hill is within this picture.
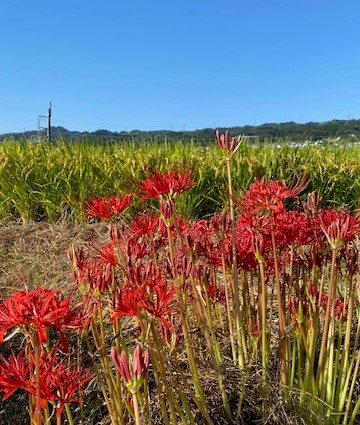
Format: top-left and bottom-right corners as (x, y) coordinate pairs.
(2, 119), (360, 143)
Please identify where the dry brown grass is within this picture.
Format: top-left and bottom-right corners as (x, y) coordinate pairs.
(0, 218), (109, 295)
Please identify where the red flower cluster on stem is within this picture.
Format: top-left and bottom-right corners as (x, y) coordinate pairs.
(0, 349), (91, 417)
(241, 178), (308, 215)
(136, 169), (195, 200)
(0, 288), (85, 345)
(215, 129), (243, 153)
(86, 194), (132, 221)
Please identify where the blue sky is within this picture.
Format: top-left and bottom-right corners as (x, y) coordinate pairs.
(1, 0), (360, 134)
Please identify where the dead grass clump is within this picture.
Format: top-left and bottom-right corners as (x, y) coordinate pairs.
(0, 218), (108, 295)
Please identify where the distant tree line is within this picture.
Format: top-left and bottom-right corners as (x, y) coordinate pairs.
(1, 119), (360, 143)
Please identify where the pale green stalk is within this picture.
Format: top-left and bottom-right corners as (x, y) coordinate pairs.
(132, 393), (141, 425)
(342, 318), (360, 425)
(316, 248), (338, 393)
(260, 259), (269, 382)
(64, 403), (75, 425)
(221, 250), (237, 364)
(335, 279), (356, 416)
(225, 155), (246, 370)
(269, 216), (287, 386)
(149, 324), (179, 425)
(165, 223), (208, 411)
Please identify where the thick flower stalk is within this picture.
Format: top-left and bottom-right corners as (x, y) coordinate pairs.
(215, 129), (245, 372)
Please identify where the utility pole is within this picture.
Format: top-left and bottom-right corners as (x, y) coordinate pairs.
(47, 102), (51, 143)
(37, 102), (52, 143)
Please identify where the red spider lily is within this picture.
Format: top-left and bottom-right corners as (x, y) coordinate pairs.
(320, 293), (348, 321)
(344, 246), (359, 278)
(136, 169), (195, 200)
(86, 194), (132, 221)
(130, 212), (167, 242)
(287, 296), (309, 327)
(215, 129), (243, 153)
(302, 191), (322, 215)
(111, 225), (153, 261)
(111, 344), (149, 394)
(273, 210), (313, 247)
(241, 178), (308, 215)
(70, 246), (115, 294)
(50, 360), (92, 418)
(236, 214), (267, 271)
(68, 245), (87, 274)
(316, 209), (360, 249)
(306, 280), (318, 304)
(0, 349), (55, 405)
(86, 261), (114, 294)
(111, 285), (144, 320)
(251, 232), (265, 262)
(139, 280), (177, 328)
(0, 350), (31, 401)
(96, 241), (118, 266)
(160, 315), (182, 350)
(125, 259), (156, 287)
(167, 253), (193, 280)
(123, 236), (150, 261)
(159, 197), (176, 225)
(183, 220), (211, 259)
(0, 349), (91, 417)
(0, 288), (85, 345)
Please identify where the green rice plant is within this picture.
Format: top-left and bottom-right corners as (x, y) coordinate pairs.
(1, 137), (360, 222)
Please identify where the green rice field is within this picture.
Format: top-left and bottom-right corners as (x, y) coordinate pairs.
(0, 137), (359, 222)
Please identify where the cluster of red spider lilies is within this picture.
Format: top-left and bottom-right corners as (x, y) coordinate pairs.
(0, 131), (359, 425)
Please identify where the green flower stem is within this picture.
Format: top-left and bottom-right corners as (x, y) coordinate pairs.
(270, 216), (287, 386)
(149, 353), (171, 425)
(160, 349), (198, 425)
(96, 309), (121, 398)
(175, 212), (223, 370)
(132, 393), (141, 425)
(33, 335), (42, 425)
(322, 305), (336, 403)
(259, 259), (269, 383)
(186, 250), (231, 418)
(221, 255), (237, 364)
(226, 157), (246, 371)
(328, 321), (343, 409)
(289, 332), (296, 390)
(348, 395), (360, 425)
(171, 349), (214, 425)
(165, 221), (208, 409)
(335, 280), (355, 416)
(89, 320), (122, 425)
(64, 403), (74, 425)
(316, 247), (338, 393)
(304, 300), (318, 395)
(241, 270), (250, 346)
(150, 324), (179, 425)
(56, 411), (62, 425)
(84, 330), (121, 425)
(343, 319), (360, 425)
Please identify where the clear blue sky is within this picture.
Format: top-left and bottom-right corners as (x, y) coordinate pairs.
(1, 0), (360, 134)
